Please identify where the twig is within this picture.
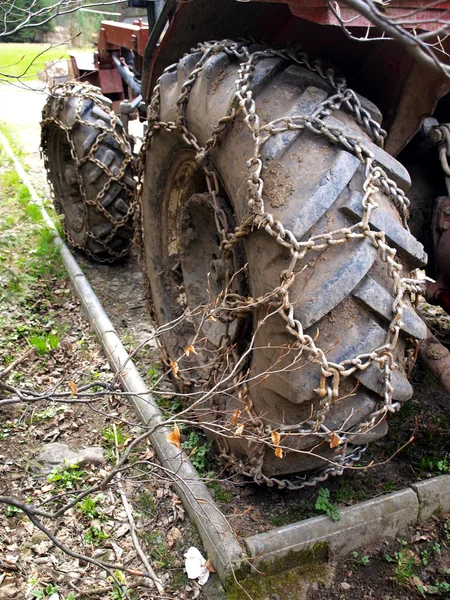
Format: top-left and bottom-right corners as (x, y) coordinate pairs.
(0, 348), (34, 378)
(113, 424), (165, 595)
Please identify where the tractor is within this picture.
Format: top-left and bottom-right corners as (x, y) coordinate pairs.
(40, 0), (450, 488)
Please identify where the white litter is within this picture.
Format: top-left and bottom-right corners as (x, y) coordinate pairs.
(184, 546), (210, 585)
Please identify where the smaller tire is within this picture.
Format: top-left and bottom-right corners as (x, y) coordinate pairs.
(41, 82), (135, 262)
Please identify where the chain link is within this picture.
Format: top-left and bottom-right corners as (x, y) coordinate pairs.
(136, 41), (424, 490)
(41, 82), (136, 263)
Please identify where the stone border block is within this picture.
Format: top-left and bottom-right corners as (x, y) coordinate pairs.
(245, 489), (419, 568)
(411, 475), (450, 521)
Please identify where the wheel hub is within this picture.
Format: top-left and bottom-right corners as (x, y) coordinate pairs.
(50, 128), (87, 239)
(180, 192), (237, 346)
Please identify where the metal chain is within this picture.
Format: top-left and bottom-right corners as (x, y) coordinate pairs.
(41, 82), (136, 263)
(136, 40), (424, 490)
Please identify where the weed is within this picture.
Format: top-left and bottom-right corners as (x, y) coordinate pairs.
(181, 431), (213, 475)
(77, 494), (106, 521)
(84, 525), (110, 546)
(157, 395), (182, 413)
(208, 480), (233, 504)
(172, 570), (189, 589)
(419, 455), (450, 474)
(433, 542), (442, 554)
(421, 549), (430, 566)
(315, 488), (341, 522)
(48, 464), (86, 490)
(385, 541), (418, 583)
(383, 482), (395, 492)
(140, 531), (174, 568)
(102, 425), (128, 448)
(352, 551), (370, 566)
(30, 584), (59, 599)
(110, 569), (129, 599)
(334, 482), (368, 504)
(147, 364), (159, 384)
(269, 499), (316, 527)
(34, 405), (65, 421)
(28, 332), (59, 355)
(137, 490), (156, 516)
(6, 504), (21, 517)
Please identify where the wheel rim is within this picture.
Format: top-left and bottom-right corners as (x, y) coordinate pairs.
(160, 150), (249, 361)
(49, 127), (87, 241)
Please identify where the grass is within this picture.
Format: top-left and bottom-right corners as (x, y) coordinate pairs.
(140, 531), (175, 568)
(0, 43), (69, 80)
(0, 135), (67, 367)
(385, 541), (418, 584)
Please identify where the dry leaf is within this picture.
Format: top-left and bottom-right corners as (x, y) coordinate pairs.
(166, 424), (181, 448)
(230, 409), (241, 425)
(184, 345), (197, 357)
(207, 315), (217, 322)
(68, 381), (77, 395)
(271, 431), (281, 446)
(275, 447), (283, 459)
(330, 432), (341, 448)
(205, 559), (216, 573)
(234, 423), (244, 437)
(140, 449), (155, 461)
(170, 361), (179, 377)
(167, 527), (182, 548)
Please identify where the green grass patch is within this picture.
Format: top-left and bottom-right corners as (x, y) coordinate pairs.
(0, 43), (69, 80)
(0, 136), (67, 365)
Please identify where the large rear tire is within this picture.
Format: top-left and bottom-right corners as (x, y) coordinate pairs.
(41, 83), (135, 262)
(139, 43), (427, 483)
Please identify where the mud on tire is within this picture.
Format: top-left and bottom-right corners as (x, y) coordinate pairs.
(41, 83), (135, 262)
(138, 44), (427, 483)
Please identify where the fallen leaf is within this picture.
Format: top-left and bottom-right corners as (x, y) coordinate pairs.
(230, 409), (241, 425)
(167, 527), (182, 548)
(271, 431), (280, 446)
(140, 449), (155, 461)
(184, 345), (197, 357)
(167, 424), (181, 448)
(234, 423), (244, 437)
(205, 559), (216, 573)
(68, 381), (77, 395)
(330, 432), (341, 448)
(275, 447), (283, 459)
(207, 315), (216, 322)
(170, 361), (179, 377)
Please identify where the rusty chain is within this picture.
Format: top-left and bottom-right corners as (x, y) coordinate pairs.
(41, 82), (136, 263)
(136, 40), (424, 489)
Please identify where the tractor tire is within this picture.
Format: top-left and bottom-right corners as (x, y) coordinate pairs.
(139, 46), (428, 481)
(41, 83), (135, 262)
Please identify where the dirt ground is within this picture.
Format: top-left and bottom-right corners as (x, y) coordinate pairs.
(2, 82), (450, 600)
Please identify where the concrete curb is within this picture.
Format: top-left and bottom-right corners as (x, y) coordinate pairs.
(245, 488), (418, 567)
(411, 475), (450, 521)
(245, 476), (450, 569)
(0, 132), (243, 583)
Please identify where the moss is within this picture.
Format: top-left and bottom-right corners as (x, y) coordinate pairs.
(225, 543), (330, 600)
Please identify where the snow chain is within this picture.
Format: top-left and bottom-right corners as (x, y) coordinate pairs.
(41, 82), (136, 263)
(136, 41), (424, 490)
